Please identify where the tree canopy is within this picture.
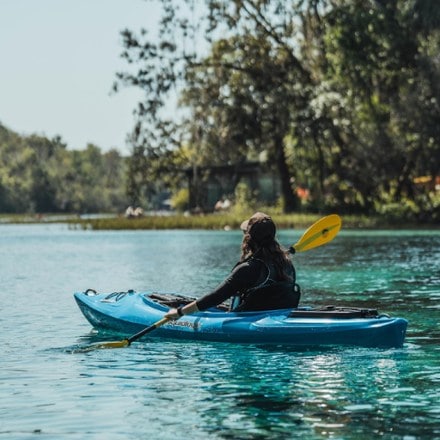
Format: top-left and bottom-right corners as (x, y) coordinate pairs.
(115, 0), (439, 222)
(0, 123), (128, 214)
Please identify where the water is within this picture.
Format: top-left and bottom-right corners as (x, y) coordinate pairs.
(0, 224), (439, 439)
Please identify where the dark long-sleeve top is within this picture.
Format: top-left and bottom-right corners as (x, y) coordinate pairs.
(196, 258), (294, 311)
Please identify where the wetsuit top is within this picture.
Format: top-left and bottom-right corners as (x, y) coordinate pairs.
(196, 257), (299, 312)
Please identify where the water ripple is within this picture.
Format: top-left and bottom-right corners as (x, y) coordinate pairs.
(1, 225), (439, 439)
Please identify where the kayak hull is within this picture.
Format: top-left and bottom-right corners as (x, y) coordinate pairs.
(74, 290), (408, 348)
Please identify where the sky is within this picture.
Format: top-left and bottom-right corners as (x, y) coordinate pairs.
(0, 0), (162, 155)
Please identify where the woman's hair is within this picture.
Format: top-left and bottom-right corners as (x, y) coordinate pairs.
(240, 214), (293, 281)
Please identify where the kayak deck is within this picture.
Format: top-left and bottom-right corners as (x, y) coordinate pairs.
(74, 290), (408, 348)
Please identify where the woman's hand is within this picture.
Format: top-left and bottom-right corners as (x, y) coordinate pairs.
(164, 308), (181, 320)
(164, 301), (199, 320)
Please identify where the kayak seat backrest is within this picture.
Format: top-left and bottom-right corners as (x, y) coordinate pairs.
(288, 306), (379, 319)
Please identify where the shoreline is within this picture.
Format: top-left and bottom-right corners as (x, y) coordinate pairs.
(1, 213), (438, 230)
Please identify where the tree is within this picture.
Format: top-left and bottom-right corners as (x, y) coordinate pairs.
(27, 135), (67, 212)
(0, 123), (128, 214)
(116, 0), (440, 220)
(115, 0), (323, 212)
(319, 0), (440, 216)
(180, 34), (304, 211)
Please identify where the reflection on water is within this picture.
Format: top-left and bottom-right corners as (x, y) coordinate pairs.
(70, 340), (439, 439)
(0, 225), (439, 439)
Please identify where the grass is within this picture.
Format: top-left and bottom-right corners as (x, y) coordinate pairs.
(0, 213), (82, 224)
(1, 212), (434, 230)
(69, 212), (387, 231)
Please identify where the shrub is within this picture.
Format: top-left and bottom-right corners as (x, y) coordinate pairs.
(171, 188), (189, 212)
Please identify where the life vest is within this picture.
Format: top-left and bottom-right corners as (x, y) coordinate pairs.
(232, 259), (301, 312)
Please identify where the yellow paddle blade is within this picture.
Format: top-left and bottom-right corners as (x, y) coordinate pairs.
(93, 339), (130, 349)
(75, 339), (130, 353)
(293, 214), (342, 252)
(74, 317), (171, 353)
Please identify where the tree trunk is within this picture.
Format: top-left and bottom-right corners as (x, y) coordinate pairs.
(274, 135), (298, 213)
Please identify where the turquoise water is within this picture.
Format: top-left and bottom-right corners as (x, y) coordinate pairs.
(0, 224), (439, 439)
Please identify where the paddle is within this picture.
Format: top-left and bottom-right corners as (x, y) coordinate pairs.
(289, 214), (342, 253)
(77, 317), (170, 352)
(77, 214), (341, 352)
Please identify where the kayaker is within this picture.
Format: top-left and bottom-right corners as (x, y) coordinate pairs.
(164, 212), (300, 319)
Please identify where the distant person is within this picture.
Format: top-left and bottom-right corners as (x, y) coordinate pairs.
(222, 197), (231, 210)
(133, 207), (144, 217)
(125, 205), (144, 218)
(214, 196), (231, 212)
(214, 198), (224, 211)
(165, 212), (300, 319)
(125, 206), (135, 218)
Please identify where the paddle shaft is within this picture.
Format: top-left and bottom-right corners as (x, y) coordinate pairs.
(126, 317), (170, 345)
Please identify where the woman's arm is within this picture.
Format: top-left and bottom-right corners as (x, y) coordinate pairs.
(164, 260), (263, 319)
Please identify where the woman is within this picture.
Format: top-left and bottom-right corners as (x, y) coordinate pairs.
(164, 212), (300, 320)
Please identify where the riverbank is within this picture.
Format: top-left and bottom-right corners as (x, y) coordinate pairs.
(1, 212), (436, 230)
(69, 213), (367, 230)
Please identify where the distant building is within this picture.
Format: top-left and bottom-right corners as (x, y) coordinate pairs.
(185, 162), (281, 212)
(413, 175), (440, 192)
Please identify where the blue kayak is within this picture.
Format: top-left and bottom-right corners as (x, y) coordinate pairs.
(74, 290), (408, 348)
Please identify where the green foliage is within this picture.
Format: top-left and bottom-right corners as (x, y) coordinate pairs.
(230, 182), (257, 218)
(72, 212), (320, 231)
(4, 0), (439, 224)
(115, 1), (308, 212)
(375, 199), (419, 224)
(318, 0), (440, 214)
(73, 211), (424, 231)
(170, 188), (189, 212)
(0, 123), (128, 214)
(114, 0), (439, 223)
